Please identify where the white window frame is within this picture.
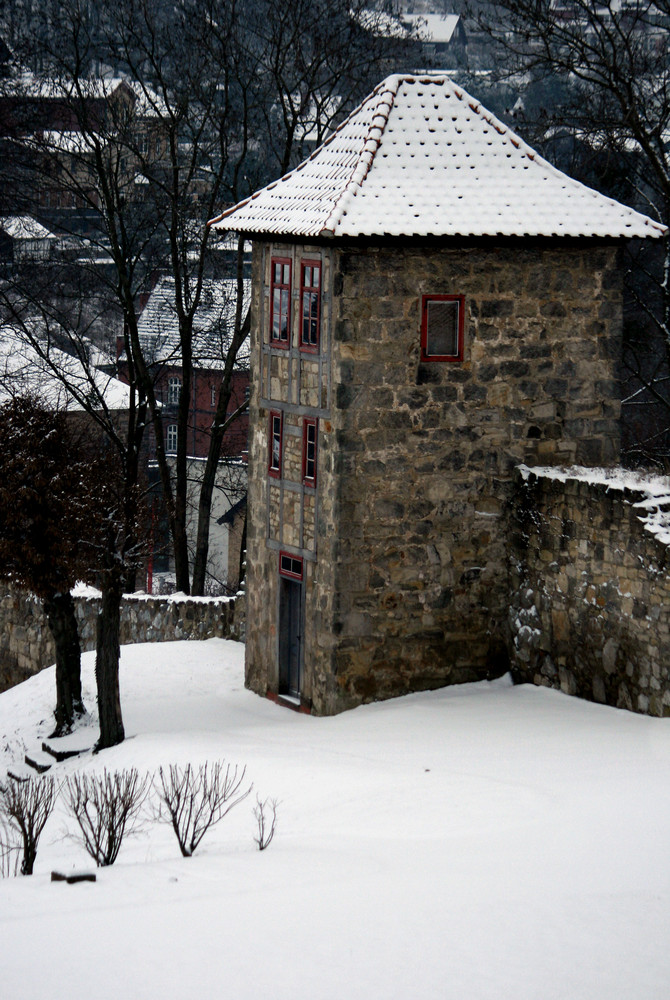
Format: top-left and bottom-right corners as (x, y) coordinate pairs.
(166, 424), (178, 454)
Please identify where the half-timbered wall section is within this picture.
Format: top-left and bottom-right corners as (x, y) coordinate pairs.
(246, 242), (338, 709)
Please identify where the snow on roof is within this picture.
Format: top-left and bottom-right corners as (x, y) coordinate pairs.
(0, 215), (56, 241)
(22, 129), (98, 154)
(354, 8), (408, 38)
(0, 323), (131, 411)
(401, 13), (460, 44)
(212, 74), (666, 240)
(134, 276), (251, 370)
(2, 72), (165, 116)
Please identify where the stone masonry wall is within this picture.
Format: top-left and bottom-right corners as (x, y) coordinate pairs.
(0, 586), (238, 692)
(325, 240), (622, 712)
(510, 469), (670, 716)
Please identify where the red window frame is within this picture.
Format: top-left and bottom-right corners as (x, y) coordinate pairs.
(279, 551), (303, 580)
(302, 417), (317, 486)
(270, 257), (291, 347)
(300, 259), (321, 352)
(420, 294), (465, 362)
(268, 410), (283, 477)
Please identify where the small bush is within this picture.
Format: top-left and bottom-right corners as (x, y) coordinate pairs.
(252, 795), (278, 851)
(154, 761), (252, 857)
(0, 815), (20, 877)
(63, 768), (149, 867)
(0, 776), (56, 875)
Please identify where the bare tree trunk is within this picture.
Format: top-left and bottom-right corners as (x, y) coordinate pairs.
(43, 591), (83, 737)
(191, 246), (250, 596)
(95, 574), (125, 751)
(173, 339), (193, 593)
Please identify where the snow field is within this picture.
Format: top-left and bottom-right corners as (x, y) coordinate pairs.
(0, 638), (669, 999)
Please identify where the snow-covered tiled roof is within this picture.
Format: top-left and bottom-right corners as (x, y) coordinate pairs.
(0, 323), (131, 411)
(211, 74), (666, 240)
(133, 276), (250, 370)
(402, 13), (460, 44)
(0, 215), (56, 241)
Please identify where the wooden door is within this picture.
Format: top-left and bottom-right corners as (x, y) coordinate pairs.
(279, 576), (302, 697)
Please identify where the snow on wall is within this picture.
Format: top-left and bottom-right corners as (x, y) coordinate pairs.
(510, 466), (670, 716)
(0, 587), (241, 692)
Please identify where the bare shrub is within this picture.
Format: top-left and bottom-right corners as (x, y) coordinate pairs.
(253, 796), (278, 851)
(63, 769), (149, 867)
(0, 816), (20, 877)
(0, 777), (56, 875)
(154, 761), (252, 857)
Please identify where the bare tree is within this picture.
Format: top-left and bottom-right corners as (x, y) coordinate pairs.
(153, 760), (251, 857)
(0, 776), (56, 875)
(1, 0), (415, 593)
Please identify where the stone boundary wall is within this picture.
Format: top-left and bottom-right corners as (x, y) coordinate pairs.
(0, 587), (240, 692)
(510, 468), (670, 716)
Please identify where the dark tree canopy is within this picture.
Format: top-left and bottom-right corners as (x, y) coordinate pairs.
(0, 397), (98, 595)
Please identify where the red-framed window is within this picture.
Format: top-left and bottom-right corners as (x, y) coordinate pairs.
(268, 410), (283, 477)
(279, 551), (303, 580)
(270, 257), (291, 346)
(420, 294), (465, 362)
(300, 260), (321, 351)
(302, 418), (317, 486)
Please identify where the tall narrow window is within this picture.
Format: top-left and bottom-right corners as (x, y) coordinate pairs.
(270, 258), (291, 346)
(300, 260), (321, 351)
(269, 410), (282, 477)
(302, 418), (317, 486)
(420, 294), (465, 362)
(167, 376), (181, 404)
(166, 424), (178, 454)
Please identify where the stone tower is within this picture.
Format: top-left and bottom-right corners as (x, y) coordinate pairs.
(212, 73), (663, 714)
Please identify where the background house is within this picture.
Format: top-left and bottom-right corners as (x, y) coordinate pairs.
(0, 72), (168, 232)
(0, 214), (57, 270)
(214, 72), (664, 714)
(116, 274), (251, 592)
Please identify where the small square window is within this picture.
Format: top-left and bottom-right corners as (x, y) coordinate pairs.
(421, 294), (464, 362)
(279, 552), (303, 580)
(268, 410), (282, 477)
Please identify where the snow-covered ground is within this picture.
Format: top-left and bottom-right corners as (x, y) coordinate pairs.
(1, 639), (669, 1000)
